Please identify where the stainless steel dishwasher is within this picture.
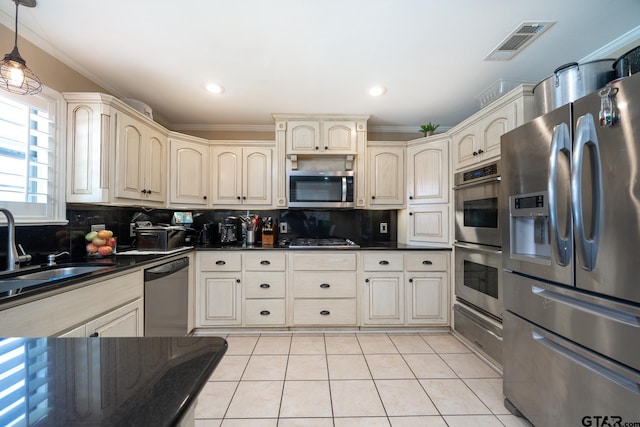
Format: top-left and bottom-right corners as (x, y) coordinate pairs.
(144, 257), (189, 336)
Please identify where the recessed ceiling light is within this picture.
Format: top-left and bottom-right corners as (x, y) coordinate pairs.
(206, 83), (224, 94)
(369, 86), (386, 97)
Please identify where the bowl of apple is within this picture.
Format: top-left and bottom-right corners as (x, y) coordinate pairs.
(85, 229), (117, 257)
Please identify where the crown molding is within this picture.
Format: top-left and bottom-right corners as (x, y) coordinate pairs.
(368, 125), (452, 134)
(171, 124), (276, 132)
(580, 24), (640, 62)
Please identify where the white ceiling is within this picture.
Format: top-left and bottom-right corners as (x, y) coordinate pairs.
(1, 0), (640, 132)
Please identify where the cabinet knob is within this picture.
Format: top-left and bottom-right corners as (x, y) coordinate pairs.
(365, 278), (370, 283)
(409, 278), (413, 283)
(478, 149), (484, 154)
(372, 196), (376, 200)
(203, 195), (207, 200)
(260, 260), (271, 265)
(422, 260), (433, 265)
(409, 196), (413, 200)
(260, 283), (271, 289)
(320, 283), (330, 288)
(409, 212), (413, 216)
(379, 260), (389, 265)
(260, 310), (271, 316)
(320, 310), (330, 316)
(473, 151), (478, 156)
(315, 146), (319, 150)
(236, 279), (241, 283)
(324, 146), (328, 150)
(237, 196), (241, 200)
(215, 260), (226, 265)
(89, 332), (99, 337)
(242, 196), (246, 200)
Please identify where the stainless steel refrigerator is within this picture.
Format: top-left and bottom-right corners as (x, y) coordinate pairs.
(500, 72), (640, 426)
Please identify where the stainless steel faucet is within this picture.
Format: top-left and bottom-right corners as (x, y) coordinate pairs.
(0, 208), (31, 271)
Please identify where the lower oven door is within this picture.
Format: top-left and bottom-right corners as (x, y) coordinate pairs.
(454, 242), (503, 319)
(453, 176), (501, 247)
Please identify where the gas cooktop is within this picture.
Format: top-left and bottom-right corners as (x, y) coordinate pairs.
(288, 238), (359, 248)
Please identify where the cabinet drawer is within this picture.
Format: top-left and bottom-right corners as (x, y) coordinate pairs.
(244, 299), (286, 326)
(405, 252), (448, 271)
(292, 252), (356, 271)
(199, 252), (242, 271)
(293, 299), (357, 325)
(244, 253), (286, 271)
(293, 271), (356, 298)
(363, 252), (404, 271)
(244, 272), (286, 298)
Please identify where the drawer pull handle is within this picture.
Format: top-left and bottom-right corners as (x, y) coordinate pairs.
(379, 260), (389, 265)
(320, 310), (330, 316)
(320, 283), (330, 288)
(216, 260), (226, 265)
(260, 310), (271, 316)
(422, 260), (433, 265)
(260, 260), (271, 265)
(260, 283), (271, 289)
(89, 332), (99, 337)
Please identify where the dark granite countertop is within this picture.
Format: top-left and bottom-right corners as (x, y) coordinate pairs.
(194, 242), (451, 251)
(0, 336), (227, 426)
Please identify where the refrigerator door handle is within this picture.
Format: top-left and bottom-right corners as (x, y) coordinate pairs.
(572, 113), (603, 271)
(548, 123), (572, 266)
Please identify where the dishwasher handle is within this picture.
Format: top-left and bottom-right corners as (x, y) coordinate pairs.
(144, 257), (189, 282)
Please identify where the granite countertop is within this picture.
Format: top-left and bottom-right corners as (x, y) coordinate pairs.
(194, 241), (451, 251)
(0, 336), (227, 427)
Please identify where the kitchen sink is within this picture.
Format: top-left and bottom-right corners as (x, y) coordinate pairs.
(14, 265), (114, 281)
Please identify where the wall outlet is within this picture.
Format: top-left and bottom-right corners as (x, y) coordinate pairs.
(91, 224), (105, 232)
(130, 223), (136, 237)
(380, 222), (388, 234)
(280, 222), (288, 234)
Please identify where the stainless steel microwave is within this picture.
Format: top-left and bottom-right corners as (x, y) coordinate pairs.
(288, 170), (355, 208)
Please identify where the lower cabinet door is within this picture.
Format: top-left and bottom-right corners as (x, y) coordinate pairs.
(407, 273), (449, 325)
(244, 299), (286, 326)
(293, 299), (356, 325)
(86, 299), (144, 337)
(363, 274), (404, 325)
(199, 275), (241, 326)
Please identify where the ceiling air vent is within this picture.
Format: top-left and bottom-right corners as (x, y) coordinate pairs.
(485, 21), (555, 61)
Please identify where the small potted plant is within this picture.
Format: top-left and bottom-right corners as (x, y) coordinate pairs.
(420, 122), (440, 137)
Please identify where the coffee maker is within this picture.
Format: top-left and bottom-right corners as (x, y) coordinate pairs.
(219, 216), (239, 244)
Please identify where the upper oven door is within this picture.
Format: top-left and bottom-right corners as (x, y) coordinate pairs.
(454, 174), (501, 247)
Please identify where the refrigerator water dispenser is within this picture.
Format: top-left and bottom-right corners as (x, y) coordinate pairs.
(509, 192), (551, 263)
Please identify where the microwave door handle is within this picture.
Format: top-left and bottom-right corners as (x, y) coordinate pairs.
(571, 113), (603, 271)
(342, 177), (347, 202)
(548, 122), (572, 266)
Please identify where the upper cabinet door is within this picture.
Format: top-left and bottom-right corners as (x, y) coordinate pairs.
(169, 138), (209, 206)
(407, 138), (449, 205)
(211, 147), (243, 205)
(322, 121), (357, 153)
(243, 148), (272, 205)
(144, 129), (167, 203)
(287, 121), (320, 153)
(368, 146), (405, 207)
(115, 114), (145, 201)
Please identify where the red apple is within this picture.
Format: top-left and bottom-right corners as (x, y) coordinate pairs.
(86, 243), (98, 254)
(98, 245), (113, 256)
(106, 237), (117, 247)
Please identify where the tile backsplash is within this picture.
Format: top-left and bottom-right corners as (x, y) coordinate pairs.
(0, 205), (397, 267)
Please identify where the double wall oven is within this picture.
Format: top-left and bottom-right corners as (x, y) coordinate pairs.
(452, 161), (504, 364)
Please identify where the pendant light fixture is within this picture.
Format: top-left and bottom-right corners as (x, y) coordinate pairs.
(0, 0), (41, 95)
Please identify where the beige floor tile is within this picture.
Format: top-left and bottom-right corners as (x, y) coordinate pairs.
(334, 417), (391, 426)
(443, 415), (504, 426)
(496, 414), (534, 427)
(463, 378), (509, 414)
(253, 335), (292, 354)
(290, 335), (326, 354)
(242, 355), (288, 380)
(224, 335), (259, 355)
(225, 380), (283, 418)
(330, 380), (386, 417)
(420, 379), (491, 415)
(194, 381), (237, 419)
(325, 335), (362, 354)
(420, 334), (471, 354)
(195, 419), (222, 427)
(286, 354), (328, 380)
(220, 419), (277, 427)
(365, 354), (415, 379)
(327, 354), (371, 380)
(277, 418), (334, 427)
(440, 354), (501, 378)
(403, 354), (457, 379)
(375, 379), (438, 416)
(209, 355), (249, 381)
(357, 334), (398, 354)
(389, 416), (448, 427)
(279, 380), (332, 418)
(388, 334), (434, 353)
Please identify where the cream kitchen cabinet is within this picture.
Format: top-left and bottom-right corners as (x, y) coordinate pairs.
(367, 143), (405, 208)
(290, 251), (358, 326)
(406, 205), (450, 245)
(210, 145), (273, 207)
(0, 270), (144, 337)
(168, 134), (210, 207)
(197, 252), (242, 327)
(282, 120), (358, 154)
(362, 252), (405, 325)
(65, 93), (167, 206)
(407, 136), (449, 205)
(243, 252), (286, 326)
(405, 252), (450, 325)
(114, 111), (167, 204)
(452, 84), (535, 171)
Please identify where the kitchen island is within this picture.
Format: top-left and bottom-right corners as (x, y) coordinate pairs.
(0, 336), (227, 426)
